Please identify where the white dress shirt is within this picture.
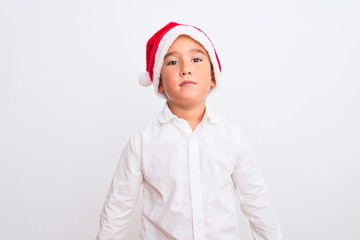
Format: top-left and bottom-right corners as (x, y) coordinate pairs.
(96, 103), (282, 240)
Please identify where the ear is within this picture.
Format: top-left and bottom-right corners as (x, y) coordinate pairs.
(158, 77), (164, 93)
(210, 71), (216, 89)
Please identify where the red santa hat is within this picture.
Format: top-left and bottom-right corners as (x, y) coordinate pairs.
(139, 22), (222, 99)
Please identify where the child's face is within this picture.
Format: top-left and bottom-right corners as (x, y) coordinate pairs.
(158, 35), (216, 106)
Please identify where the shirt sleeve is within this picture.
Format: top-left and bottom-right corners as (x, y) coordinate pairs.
(231, 129), (282, 240)
(96, 131), (144, 240)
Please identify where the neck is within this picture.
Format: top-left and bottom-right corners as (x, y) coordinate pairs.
(167, 101), (206, 131)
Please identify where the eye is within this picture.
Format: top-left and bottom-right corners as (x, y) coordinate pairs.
(193, 57), (203, 63)
(166, 60), (179, 66)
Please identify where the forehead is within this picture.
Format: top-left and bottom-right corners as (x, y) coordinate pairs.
(167, 34), (207, 52)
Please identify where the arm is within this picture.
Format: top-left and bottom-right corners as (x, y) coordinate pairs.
(96, 133), (144, 240)
(231, 130), (282, 240)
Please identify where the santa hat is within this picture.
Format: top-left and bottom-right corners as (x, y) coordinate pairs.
(139, 22), (222, 99)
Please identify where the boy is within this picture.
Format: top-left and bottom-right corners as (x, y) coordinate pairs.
(96, 22), (282, 240)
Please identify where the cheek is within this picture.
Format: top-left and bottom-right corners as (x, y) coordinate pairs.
(161, 68), (175, 80)
(161, 70), (179, 84)
(200, 64), (212, 76)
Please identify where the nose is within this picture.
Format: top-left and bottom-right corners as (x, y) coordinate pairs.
(180, 62), (191, 76)
(181, 71), (191, 76)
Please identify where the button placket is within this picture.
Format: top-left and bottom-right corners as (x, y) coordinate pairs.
(188, 134), (204, 240)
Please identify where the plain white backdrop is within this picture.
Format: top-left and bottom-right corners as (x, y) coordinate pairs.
(1, 0), (359, 239)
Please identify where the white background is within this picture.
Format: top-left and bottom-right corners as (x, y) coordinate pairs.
(1, 0), (359, 239)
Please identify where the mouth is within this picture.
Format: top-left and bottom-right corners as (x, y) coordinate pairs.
(179, 80), (196, 86)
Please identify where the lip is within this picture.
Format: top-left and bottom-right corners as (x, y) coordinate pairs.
(179, 80), (196, 86)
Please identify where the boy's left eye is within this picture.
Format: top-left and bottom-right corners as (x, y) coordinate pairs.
(193, 57), (203, 62)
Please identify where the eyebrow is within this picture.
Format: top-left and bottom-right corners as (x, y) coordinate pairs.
(164, 48), (207, 60)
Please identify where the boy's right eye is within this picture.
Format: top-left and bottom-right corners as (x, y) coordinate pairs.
(166, 60), (178, 66)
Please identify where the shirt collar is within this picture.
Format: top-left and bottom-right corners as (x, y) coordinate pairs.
(158, 103), (177, 123)
(205, 108), (220, 124)
(158, 102), (220, 125)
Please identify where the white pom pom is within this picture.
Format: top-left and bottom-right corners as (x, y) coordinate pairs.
(138, 72), (152, 87)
